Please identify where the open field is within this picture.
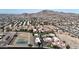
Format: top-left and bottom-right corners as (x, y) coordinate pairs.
(56, 33), (79, 49)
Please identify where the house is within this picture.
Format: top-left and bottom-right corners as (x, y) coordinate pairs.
(43, 37), (52, 43)
(35, 37), (41, 44)
(53, 37), (59, 42)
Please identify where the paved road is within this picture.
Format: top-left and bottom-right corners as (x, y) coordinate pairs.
(0, 32), (17, 47)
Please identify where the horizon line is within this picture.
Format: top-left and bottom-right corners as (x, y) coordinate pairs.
(0, 9), (78, 14)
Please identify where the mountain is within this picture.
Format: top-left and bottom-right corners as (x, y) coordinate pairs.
(0, 10), (79, 21)
(21, 10), (78, 18)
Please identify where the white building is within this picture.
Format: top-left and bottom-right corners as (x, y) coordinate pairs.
(35, 37), (41, 44)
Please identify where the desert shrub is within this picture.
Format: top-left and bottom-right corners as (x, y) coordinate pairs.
(47, 44), (53, 48)
(53, 45), (61, 49)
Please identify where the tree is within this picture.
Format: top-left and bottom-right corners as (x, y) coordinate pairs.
(66, 45), (70, 49)
(1, 26), (5, 32)
(6, 27), (12, 32)
(28, 44), (33, 48)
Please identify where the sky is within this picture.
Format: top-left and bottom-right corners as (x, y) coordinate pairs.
(0, 9), (79, 14)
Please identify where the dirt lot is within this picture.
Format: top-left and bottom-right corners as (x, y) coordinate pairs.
(56, 32), (79, 49)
